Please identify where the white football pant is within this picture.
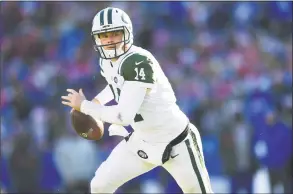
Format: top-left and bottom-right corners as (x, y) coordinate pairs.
(90, 123), (213, 193)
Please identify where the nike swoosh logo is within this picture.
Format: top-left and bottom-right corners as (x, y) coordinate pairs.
(135, 61), (144, 65)
(170, 154), (179, 159)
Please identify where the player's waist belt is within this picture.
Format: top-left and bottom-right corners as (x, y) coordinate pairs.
(162, 122), (190, 164)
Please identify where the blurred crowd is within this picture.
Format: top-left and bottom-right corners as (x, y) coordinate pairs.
(1, 1), (292, 193)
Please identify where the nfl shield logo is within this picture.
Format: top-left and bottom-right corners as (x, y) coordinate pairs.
(114, 76), (118, 83)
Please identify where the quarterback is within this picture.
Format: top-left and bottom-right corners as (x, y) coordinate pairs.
(61, 7), (213, 194)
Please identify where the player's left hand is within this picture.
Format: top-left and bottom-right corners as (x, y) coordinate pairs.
(61, 88), (86, 111)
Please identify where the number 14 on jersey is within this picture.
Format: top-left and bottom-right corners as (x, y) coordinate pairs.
(134, 67), (146, 80)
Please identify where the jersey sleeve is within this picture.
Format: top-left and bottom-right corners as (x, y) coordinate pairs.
(94, 85), (114, 105)
(119, 53), (155, 87)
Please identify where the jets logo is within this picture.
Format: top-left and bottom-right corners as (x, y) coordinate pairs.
(137, 150), (148, 159)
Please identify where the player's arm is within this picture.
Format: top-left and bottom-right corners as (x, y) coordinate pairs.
(92, 85), (114, 105)
(90, 85), (114, 124)
(80, 53), (155, 126)
(81, 82), (147, 125)
(92, 98), (101, 105)
(69, 85), (112, 114)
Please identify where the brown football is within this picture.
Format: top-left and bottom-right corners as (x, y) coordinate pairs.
(70, 109), (104, 140)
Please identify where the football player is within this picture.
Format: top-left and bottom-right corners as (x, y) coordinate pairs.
(62, 7), (213, 194)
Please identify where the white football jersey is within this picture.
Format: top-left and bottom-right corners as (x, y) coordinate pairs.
(99, 45), (189, 142)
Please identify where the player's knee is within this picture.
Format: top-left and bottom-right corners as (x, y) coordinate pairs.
(90, 177), (101, 193)
(90, 163), (112, 193)
(183, 183), (213, 194)
(183, 187), (197, 193)
(181, 183), (201, 193)
(90, 168), (119, 194)
(90, 176), (112, 193)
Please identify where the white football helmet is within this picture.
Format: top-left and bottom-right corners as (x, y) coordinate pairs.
(91, 7), (133, 59)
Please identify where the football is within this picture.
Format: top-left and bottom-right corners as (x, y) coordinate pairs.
(70, 109), (104, 140)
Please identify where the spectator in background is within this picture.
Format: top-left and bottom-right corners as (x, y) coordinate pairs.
(254, 110), (292, 193)
(11, 82), (33, 124)
(8, 132), (41, 193)
(53, 131), (101, 193)
(220, 112), (258, 193)
(1, 187), (6, 194)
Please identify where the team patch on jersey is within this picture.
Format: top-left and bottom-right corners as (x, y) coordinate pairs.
(137, 150), (148, 159)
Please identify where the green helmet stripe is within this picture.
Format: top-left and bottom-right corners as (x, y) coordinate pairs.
(107, 8), (113, 24)
(99, 10), (104, 26)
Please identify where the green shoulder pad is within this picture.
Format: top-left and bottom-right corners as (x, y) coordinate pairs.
(120, 53), (155, 83)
